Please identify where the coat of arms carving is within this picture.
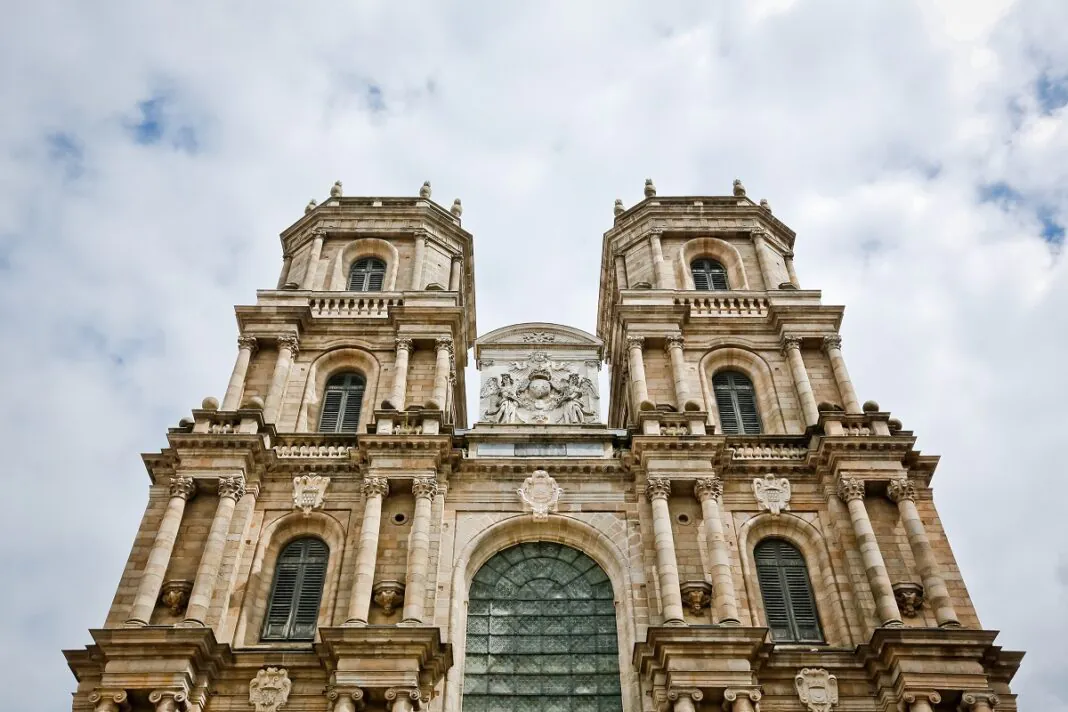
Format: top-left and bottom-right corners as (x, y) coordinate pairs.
(292, 474), (330, 516)
(249, 667), (292, 712)
(480, 350), (599, 424)
(794, 667), (838, 712)
(753, 474), (791, 515)
(517, 469), (563, 520)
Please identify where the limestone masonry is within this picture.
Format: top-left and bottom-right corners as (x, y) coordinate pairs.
(65, 180), (1023, 712)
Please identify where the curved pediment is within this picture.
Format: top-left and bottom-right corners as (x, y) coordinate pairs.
(475, 322), (602, 357)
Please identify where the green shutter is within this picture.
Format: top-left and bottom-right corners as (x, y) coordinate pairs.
(262, 538), (328, 642)
(693, 270), (710, 290)
(319, 373), (366, 433)
(755, 539), (823, 644)
(349, 258), (385, 292)
(339, 381), (364, 433)
(691, 259), (729, 291)
(318, 390), (344, 433)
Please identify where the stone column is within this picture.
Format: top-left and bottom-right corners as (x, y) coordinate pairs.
(822, 335), (862, 414)
(782, 335), (820, 428)
(448, 255), (462, 291)
(431, 337), (453, 410)
(626, 336), (654, 412)
(410, 230), (427, 291)
(887, 479), (960, 627)
(751, 228), (776, 290)
(668, 689), (702, 712)
(723, 689), (762, 712)
(277, 254), (293, 289)
(784, 251), (799, 287)
(263, 333), (299, 424)
(345, 477), (389, 624)
(649, 229), (673, 288)
(302, 228), (325, 289)
(221, 335), (257, 410)
(903, 691), (941, 712)
(644, 477), (685, 625)
(960, 692), (999, 712)
(837, 477), (903, 627)
(665, 335), (697, 412)
(386, 688), (421, 712)
(693, 478), (740, 624)
(614, 254), (629, 289)
(182, 475), (247, 626)
(387, 338), (414, 410)
(402, 478), (437, 623)
(126, 476), (196, 626)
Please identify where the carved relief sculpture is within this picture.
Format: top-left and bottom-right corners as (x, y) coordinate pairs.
(249, 667), (292, 712)
(794, 668), (839, 712)
(517, 469), (563, 521)
(753, 474), (792, 515)
(292, 474), (330, 516)
(479, 350), (599, 424)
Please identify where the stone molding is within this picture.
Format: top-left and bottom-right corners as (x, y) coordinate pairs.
(694, 476), (723, 503)
(836, 476), (866, 502)
(169, 476), (197, 501)
(362, 477), (390, 499)
(644, 477), (672, 501)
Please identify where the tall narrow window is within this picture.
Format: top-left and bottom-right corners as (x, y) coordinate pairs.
(348, 257), (386, 292)
(754, 538), (823, 643)
(691, 258), (729, 290)
(712, 370), (762, 435)
(262, 537), (328, 641)
(318, 372), (365, 433)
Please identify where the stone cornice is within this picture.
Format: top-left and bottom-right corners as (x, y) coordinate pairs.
(633, 625), (771, 691)
(316, 625), (451, 701)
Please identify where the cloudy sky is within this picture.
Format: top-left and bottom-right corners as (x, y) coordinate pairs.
(2, 0), (1067, 709)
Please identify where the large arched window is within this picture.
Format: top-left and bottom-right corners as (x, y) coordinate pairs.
(262, 537), (328, 641)
(712, 370), (762, 434)
(318, 372), (365, 433)
(691, 258), (729, 290)
(463, 542), (622, 712)
(755, 538), (823, 643)
(348, 257), (386, 292)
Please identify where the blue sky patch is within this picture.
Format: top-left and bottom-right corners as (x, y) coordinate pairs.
(366, 84), (386, 113)
(1036, 72), (1068, 115)
(130, 96), (166, 144)
(125, 94), (200, 154)
(45, 131), (84, 181)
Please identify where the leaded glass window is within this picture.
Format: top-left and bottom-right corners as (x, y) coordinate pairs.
(463, 542), (622, 712)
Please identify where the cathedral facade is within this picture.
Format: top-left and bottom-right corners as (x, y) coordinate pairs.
(65, 180), (1022, 712)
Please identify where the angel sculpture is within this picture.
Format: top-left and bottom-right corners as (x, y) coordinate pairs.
(556, 372), (597, 424)
(481, 373), (523, 423)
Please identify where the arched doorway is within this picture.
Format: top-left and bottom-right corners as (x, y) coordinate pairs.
(462, 542), (623, 712)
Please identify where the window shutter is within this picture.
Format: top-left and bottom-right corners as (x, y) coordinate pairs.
(754, 539), (823, 644)
(691, 259), (729, 291)
(755, 546), (793, 641)
(735, 386), (762, 435)
(713, 384), (740, 434)
(712, 371), (761, 436)
(367, 271), (384, 291)
(318, 390), (344, 433)
(339, 382), (364, 432)
(709, 266), (728, 290)
(784, 563), (822, 641)
(262, 539), (329, 642)
(693, 270), (710, 290)
(290, 540), (328, 640)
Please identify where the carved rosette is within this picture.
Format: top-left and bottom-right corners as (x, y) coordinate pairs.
(276, 333), (300, 355)
(821, 334), (843, 353)
(169, 475), (196, 501)
(794, 668), (839, 712)
(517, 470), (563, 521)
(694, 476), (724, 503)
(836, 477), (866, 502)
(395, 337), (414, 354)
(780, 335), (803, 355)
(886, 478), (916, 503)
(159, 579), (193, 614)
(218, 475), (246, 500)
(249, 667), (292, 712)
(412, 477), (438, 500)
(293, 474), (330, 516)
(753, 474), (791, 515)
(373, 580), (405, 615)
(362, 477), (390, 499)
(237, 334), (259, 353)
(644, 477), (672, 502)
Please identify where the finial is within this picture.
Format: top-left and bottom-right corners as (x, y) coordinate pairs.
(305, 199), (317, 214)
(614, 198), (625, 216)
(450, 198), (463, 217)
(644, 178), (657, 198)
(733, 178), (746, 197)
(759, 198), (771, 212)
(420, 181), (432, 199)
(330, 180), (343, 198)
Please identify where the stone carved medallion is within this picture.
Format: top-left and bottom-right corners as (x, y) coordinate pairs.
(292, 474), (330, 516)
(517, 469), (563, 521)
(753, 474), (792, 515)
(249, 667), (292, 712)
(480, 350), (599, 424)
(794, 668), (838, 712)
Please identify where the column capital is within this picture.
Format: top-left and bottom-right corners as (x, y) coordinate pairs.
(148, 690), (187, 711)
(217, 475), (246, 500)
(89, 690), (127, 712)
(276, 332), (300, 355)
(664, 333), (685, 351)
(722, 688), (762, 709)
(750, 226), (768, 241)
(780, 334), (803, 354)
(644, 476), (672, 501)
(412, 227), (431, 241)
(626, 334), (645, 350)
(412, 477), (438, 500)
(169, 475), (197, 501)
(395, 337), (414, 353)
(904, 691), (942, 707)
(311, 226), (327, 239)
(694, 477), (723, 503)
(821, 333), (843, 352)
(434, 335), (454, 352)
(237, 334), (259, 352)
(326, 686), (365, 706)
(960, 692), (999, 710)
(384, 686), (422, 706)
(886, 478), (916, 503)
(668, 688), (703, 702)
(836, 476), (866, 502)
(362, 477), (390, 499)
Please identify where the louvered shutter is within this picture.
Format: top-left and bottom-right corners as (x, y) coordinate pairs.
(755, 543), (793, 641)
(262, 538), (329, 641)
(262, 561), (299, 639)
(691, 259), (729, 291)
(318, 389), (344, 433)
(784, 563), (822, 641)
(755, 539), (823, 643)
(349, 258), (385, 292)
(735, 385), (762, 435)
(367, 271), (384, 291)
(692, 270), (710, 291)
(713, 382), (741, 434)
(339, 380), (364, 433)
(709, 264), (728, 290)
(712, 371), (762, 436)
(290, 539), (328, 640)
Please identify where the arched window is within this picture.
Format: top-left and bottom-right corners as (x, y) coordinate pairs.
(755, 538), (823, 643)
(463, 542), (622, 712)
(348, 257), (386, 292)
(262, 537), (328, 641)
(712, 370), (761, 434)
(318, 372), (365, 433)
(691, 258), (729, 290)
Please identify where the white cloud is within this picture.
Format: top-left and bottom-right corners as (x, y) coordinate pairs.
(1, 0), (1067, 708)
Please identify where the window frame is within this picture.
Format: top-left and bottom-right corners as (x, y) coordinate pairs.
(690, 258), (729, 291)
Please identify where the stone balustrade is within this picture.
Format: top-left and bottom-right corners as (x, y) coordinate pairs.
(309, 295), (403, 318)
(638, 410), (708, 436)
(674, 293), (770, 317)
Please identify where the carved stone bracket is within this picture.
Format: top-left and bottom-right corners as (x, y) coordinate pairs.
(373, 581), (405, 616)
(679, 581), (712, 615)
(249, 667), (292, 712)
(794, 668), (838, 712)
(517, 470), (562, 520)
(893, 582), (925, 617)
(753, 474), (791, 515)
(159, 580), (193, 615)
(293, 474), (330, 516)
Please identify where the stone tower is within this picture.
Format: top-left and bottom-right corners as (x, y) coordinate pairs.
(65, 181), (1023, 712)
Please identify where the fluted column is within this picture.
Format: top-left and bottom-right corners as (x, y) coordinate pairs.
(182, 475), (247, 625)
(751, 228), (776, 290)
(346, 477), (389, 624)
(649, 229), (673, 288)
(693, 478), (740, 624)
(448, 255), (462, 291)
(960, 692), (999, 712)
(723, 689), (762, 712)
(782, 335), (819, 428)
(626, 336), (654, 412)
(221, 336), (257, 410)
(903, 691), (941, 712)
(644, 477), (685, 625)
(387, 338), (414, 410)
(277, 254), (293, 289)
(431, 337), (453, 410)
(263, 333), (299, 424)
(837, 477), (902, 626)
(822, 334), (862, 414)
(402, 478), (437, 623)
(126, 476), (196, 626)
(665, 335), (697, 412)
(410, 230), (427, 291)
(302, 227), (325, 289)
(784, 251), (799, 287)
(887, 479), (960, 627)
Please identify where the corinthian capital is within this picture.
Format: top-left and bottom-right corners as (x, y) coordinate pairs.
(836, 476), (866, 502)
(694, 477), (723, 503)
(434, 336), (454, 356)
(276, 333), (300, 355)
(218, 475), (246, 500)
(626, 335), (645, 351)
(169, 476), (196, 501)
(821, 334), (843, 352)
(780, 335), (803, 355)
(644, 477), (672, 501)
(412, 477), (438, 500)
(886, 478), (916, 503)
(237, 335), (259, 353)
(395, 337), (414, 353)
(362, 477), (390, 499)
(664, 334), (685, 351)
